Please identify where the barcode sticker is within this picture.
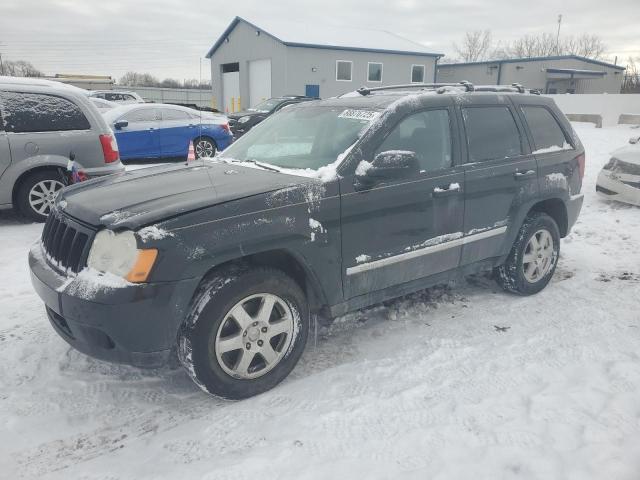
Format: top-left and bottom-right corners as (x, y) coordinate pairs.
(338, 109), (379, 121)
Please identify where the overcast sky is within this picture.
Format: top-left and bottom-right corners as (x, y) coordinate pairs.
(1, 0), (638, 82)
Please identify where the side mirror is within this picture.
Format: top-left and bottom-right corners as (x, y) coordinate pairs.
(629, 136), (639, 145)
(114, 120), (128, 130)
(355, 150), (420, 189)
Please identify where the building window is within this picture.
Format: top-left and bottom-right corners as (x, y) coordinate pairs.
(411, 65), (425, 83)
(336, 60), (353, 81)
(367, 62), (383, 82)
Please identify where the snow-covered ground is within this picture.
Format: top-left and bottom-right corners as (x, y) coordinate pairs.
(1, 123), (639, 479)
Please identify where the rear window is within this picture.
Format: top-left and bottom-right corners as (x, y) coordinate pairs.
(122, 108), (160, 122)
(0, 91), (90, 133)
(161, 108), (191, 120)
(522, 106), (573, 152)
(462, 106), (522, 162)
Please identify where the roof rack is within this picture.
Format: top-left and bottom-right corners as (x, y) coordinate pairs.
(356, 81), (475, 96)
(355, 81), (540, 97)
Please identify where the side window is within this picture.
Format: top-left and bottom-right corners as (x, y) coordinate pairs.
(462, 106), (522, 162)
(411, 65), (425, 83)
(161, 108), (190, 121)
(376, 109), (452, 173)
(521, 106), (572, 152)
(123, 108), (160, 122)
(336, 61), (353, 82)
(0, 91), (90, 133)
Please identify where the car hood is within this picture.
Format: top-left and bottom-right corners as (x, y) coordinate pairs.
(58, 161), (309, 229)
(228, 110), (266, 120)
(612, 144), (640, 165)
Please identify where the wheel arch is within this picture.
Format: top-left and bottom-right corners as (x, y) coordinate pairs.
(193, 248), (329, 314)
(12, 165), (66, 206)
(527, 197), (569, 237)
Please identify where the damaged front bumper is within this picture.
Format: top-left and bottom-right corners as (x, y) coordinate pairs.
(596, 169), (640, 207)
(29, 243), (200, 368)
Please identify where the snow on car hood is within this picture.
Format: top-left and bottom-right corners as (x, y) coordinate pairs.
(57, 161), (309, 229)
(611, 143), (640, 165)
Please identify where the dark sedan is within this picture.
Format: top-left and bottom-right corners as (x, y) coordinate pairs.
(227, 95), (316, 137)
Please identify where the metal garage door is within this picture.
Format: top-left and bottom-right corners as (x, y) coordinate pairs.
(249, 59), (272, 108)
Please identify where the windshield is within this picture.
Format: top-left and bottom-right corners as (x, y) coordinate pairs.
(248, 98), (283, 112)
(220, 106), (378, 170)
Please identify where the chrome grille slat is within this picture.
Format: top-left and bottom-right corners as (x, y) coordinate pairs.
(41, 210), (94, 273)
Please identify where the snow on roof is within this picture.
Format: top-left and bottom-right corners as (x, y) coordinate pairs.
(206, 16), (442, 58)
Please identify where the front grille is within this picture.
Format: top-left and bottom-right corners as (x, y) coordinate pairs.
(41, 210), (92, 273)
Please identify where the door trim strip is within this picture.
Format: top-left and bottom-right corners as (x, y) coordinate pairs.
(346, 226), (507, 276)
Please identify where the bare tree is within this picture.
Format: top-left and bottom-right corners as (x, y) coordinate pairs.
(563, 34), (607, 60)
(622, 57), (640, 93)
(453, 30), (493, 62)
(119, 71), (160, 87)
(505, 33), (558, 58)
(1, 59), (43, 77)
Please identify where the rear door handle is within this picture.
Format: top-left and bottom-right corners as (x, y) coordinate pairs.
(514, 170), (536, 180)
(433, 183), (462, 197)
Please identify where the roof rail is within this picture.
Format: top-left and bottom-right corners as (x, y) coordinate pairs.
(356, 81), (475, 96)
(472, 83), (540, 94)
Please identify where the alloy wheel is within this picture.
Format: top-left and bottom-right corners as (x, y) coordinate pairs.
(522, 229), (555, 283)
(195, 139), (215, 158)
(212, 293), (295, 380)
(29, 179), (64, 216)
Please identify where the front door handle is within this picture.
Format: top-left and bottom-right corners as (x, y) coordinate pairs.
(433, 183), (462, 197)
(514, 170), (536, 181)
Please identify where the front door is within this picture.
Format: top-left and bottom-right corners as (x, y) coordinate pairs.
(457, 99), (539, 266)
(340, 107), (465, 299)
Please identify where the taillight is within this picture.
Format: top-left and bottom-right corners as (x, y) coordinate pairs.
(220, 123), (230, 133)
(576, 153), (585, 180)
(99, 134), (119, 163)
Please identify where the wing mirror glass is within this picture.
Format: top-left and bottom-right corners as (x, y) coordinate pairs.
(114, 120), (129, 130)
(355, 150), (420, 189)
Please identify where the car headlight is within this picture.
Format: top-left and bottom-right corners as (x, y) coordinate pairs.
(238, 116), (251, 124)
(87, 229), (158, 283)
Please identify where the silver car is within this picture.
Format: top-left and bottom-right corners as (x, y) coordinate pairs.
(88, 90), (145, 104)
(0, 76), (125, 221)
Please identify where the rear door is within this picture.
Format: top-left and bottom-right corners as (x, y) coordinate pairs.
(340, 104), (465, 299)
(159, 108), (193, 157)
(457, 96), (539, 266)
(515, 98), (581, 197)
(0, 104), (10, 179)
(115, 107), (161, 159)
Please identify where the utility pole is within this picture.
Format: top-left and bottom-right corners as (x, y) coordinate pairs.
(0, 42), (4, 75)
(556, 14), (563, 55)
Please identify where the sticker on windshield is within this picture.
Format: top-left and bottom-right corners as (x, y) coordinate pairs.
(338, 109), (379, 121)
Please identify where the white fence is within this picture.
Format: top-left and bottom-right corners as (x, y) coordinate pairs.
(125, 86), (214, 109)
(545, 94), (640, 127)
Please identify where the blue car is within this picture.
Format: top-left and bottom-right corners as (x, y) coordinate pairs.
(103, 104), (233, 161)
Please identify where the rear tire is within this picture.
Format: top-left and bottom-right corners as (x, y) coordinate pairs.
(16, 170), (65, 222)
(178, 265), (309, 399)
(194, 136), (216, 159)
(496, 212), (560, 295)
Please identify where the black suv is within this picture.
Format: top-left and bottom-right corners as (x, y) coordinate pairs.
(227, 95), (316, 137)
(29, 82), (584, 399)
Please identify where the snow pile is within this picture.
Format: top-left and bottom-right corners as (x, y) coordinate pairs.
(57, 267), (133, 298)
(137, 225), (173, 242)
(355, 160), (373, 176)
(355, 254), (371, 264)
(532, 142), (573, 154)
(308, 218), (325, 242)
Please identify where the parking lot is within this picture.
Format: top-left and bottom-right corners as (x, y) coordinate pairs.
(1, 122), (639, 479)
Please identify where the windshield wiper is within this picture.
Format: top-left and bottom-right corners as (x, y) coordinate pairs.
(244, 160), (282, 172)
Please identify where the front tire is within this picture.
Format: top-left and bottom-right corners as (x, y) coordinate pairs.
(178, 265), (309, 399)
(16, 170), (65, 222)
(496, 212), (560, 295)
